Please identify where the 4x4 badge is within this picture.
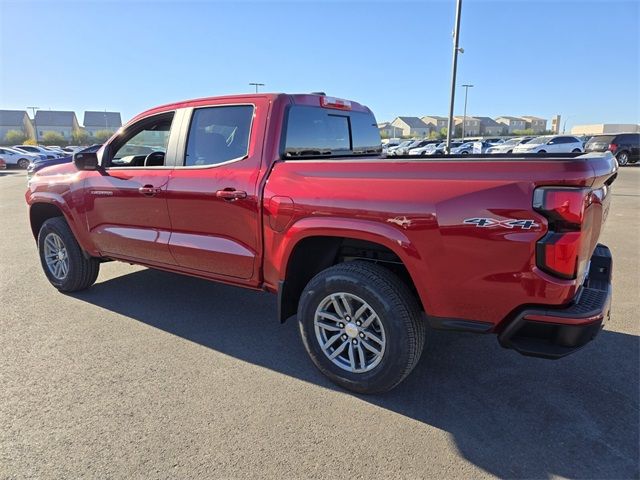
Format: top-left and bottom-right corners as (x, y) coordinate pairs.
(463, 218), (539, 229)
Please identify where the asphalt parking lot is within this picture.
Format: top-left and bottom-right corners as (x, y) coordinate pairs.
(1, 167), (638, 479)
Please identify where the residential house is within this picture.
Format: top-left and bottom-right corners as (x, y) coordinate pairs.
(421, 116), (448, 134)
(521, 116), (547, 134)
(390, 117), (430, 138)
(0, 110), (35, 142)
(454, 116), (481, 136)
(474, 117), (504, 136)
(34, 110), (80, 141)
(496, 116), (527, 134)
(83, 111), (123, 137)
(378, 122), (402, 138)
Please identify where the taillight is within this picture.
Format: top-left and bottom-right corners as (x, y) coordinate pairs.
(319, 96), (352, 110)
(533, 187), (591, 279)
(608, 143), (618, 154)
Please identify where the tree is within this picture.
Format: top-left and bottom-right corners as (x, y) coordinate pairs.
(23, 138), (37, 146)
(439, 127), (448, 139)
(41, 131), (65, 145)
(72, 129), (89, 145)
(93, 129), (115, 143)
(428, 131), (439, 140)
(4, 129), (27, 145)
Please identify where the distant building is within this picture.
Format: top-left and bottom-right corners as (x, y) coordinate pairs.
(390, 116), (430, 137)
(0, 110), (35, 142)
(83, 111), (122, 137)
(571, 124), (640, 135)
(496, 116), (527, 134)
(454, 116), (481, 136)
(475, 117), (504, 136)
(34, 111), (80, 141)
(521, 116), (547, 134)
(378, 122), (402, 138)
(421, 116), (448, 133)
(551, 115), (562, 134)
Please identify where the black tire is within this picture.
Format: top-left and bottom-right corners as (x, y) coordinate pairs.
(17, 158), (30, 169)
(461, 151), (469, 155)
(507, 150), (513, 154)
(297, 261), (425, 394)
(537, 150), (547, 154)
(572, 148), (582, 153)
(38, 217), (100, 292)
(616, 151), (629, 166)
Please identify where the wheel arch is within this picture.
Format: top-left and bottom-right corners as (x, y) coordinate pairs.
(29, 200), (94, 256)
(275, 218), (427, 323)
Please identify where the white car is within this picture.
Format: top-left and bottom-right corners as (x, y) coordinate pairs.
(386, 140), (415, 156)
(450, 141), (475, 154)
(0, 147), (39, 169)
(13, 145), (62, 159)
(487, 137), (534, 154)
(512, 135), (584, 154)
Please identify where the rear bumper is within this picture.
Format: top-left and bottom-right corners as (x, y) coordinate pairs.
(499, 244), (612, 359)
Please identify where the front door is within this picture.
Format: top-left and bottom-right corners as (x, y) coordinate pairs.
(84, 112), (178, 265)
(164, 102), (266, 280)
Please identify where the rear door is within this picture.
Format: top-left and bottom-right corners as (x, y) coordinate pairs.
(164, 99), (269, 281)
(83, 111), (179, 265)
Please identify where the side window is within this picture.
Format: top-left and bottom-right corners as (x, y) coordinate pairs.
(110, 113), (174, 167)
(184, 105), (253, 167)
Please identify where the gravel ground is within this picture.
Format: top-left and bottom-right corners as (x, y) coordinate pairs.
(1, 167), (638, 479)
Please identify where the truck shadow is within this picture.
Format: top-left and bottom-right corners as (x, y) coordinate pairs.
(72, 267), (639, 479)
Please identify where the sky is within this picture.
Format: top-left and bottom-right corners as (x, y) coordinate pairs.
(1, 0), (639, 130)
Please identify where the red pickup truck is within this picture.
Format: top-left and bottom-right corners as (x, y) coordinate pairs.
(26, 93), (616, 393)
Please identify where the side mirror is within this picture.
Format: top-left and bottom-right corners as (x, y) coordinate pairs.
(73, 151), (99, 171)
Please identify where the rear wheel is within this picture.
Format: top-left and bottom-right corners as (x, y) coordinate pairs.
(616, 151), (629, 166)
(297, 261), (426, 394)
(17, 158), (30, 169)
(38, 217), (100, 292)
(572, 148), (582, 153)
(537, 150), (547, 154)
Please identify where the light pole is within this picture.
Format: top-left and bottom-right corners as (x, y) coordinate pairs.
(445, 0), (463, 154)
(249, 82), (265, 93)
(27, 106), (39, 142)
(461, 84), (473, 141)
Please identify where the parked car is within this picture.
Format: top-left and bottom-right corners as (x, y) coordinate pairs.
(512, 135), (584, 154)
(13, 145), (61, 159)
(584, 133), (640, 166)
(0, 157), (6, 170)
(486, 137), (534, 154)
(386, 140), (415, 156)
(0, 147), (39, 169)
(26, 92), (616, 394)
(450, 141), (475, 155)
(395, 139), (433, 155)
(482, 138), (505, 145)
(27, 144), (102, 180)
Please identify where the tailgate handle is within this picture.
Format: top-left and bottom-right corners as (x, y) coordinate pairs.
(216, 188), (247, 201)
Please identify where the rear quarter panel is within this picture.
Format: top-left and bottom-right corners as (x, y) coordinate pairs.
(263, 157), (615, 327)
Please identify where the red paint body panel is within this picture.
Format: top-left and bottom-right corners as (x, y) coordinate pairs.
(26, 93), (617, 332)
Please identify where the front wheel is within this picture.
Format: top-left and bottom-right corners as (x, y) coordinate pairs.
(537, 150), (547, 154)
(297, 261), (426, 394)
(572, 148), (582, 153)
(616, 151), (629, 166)
(38, 217), (100, 292)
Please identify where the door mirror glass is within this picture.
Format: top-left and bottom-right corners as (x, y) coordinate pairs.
(74, 151), (99, 171)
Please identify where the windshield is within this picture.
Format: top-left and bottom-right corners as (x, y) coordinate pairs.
(502, 139), (520, 146)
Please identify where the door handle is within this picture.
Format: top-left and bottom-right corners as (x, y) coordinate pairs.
(138, 185), (162, 196)
(216, 189), (247, 201)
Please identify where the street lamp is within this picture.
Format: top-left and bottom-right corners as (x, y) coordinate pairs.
(249, 82), (265, 93)
(27, 106), (39, 142)
(461, 84), (473, 141)
(445, 0), (463, 154)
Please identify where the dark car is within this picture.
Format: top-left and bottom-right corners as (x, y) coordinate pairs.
(27, 144), (102, 180)
(584, 133), (640, 166)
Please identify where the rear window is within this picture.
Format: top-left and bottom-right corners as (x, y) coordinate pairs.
(283, 106), (381, 158)
(586, 135), (616, 145)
